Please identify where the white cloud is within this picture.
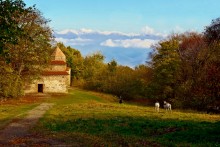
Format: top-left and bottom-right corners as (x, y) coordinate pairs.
(100, 39), (116, 47)
(101, 39), (158, 48)
(57, 28), (94, 35)
(97, 30), (139, 37)
(142, 25), (155, 35)
(57, 29), (79, 35)
(55, 27), (165, 49)
(55, 37), (67, 43)
(141, 25), (168, 37)
(80, 28), (94, 34)
(56, 27), (163, 38)
(55, 37), (93, 46)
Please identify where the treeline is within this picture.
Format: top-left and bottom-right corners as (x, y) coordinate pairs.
(59, 18), (220, 110)
(147, 18), (220, 110)
(57, 43), (150, 100)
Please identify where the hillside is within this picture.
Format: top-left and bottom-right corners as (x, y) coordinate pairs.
(1, 89), (219, 146)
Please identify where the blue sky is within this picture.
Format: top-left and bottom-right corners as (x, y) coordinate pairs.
(24, 0), (220, 67)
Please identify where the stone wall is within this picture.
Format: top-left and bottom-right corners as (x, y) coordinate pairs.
(50, 64), (66, 71)
(24, 75), (69, 94)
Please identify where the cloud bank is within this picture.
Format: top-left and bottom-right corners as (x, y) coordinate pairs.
(100, 39), (157, 48)
(55, 37), (93, 46)
(54, 26), (165, 67)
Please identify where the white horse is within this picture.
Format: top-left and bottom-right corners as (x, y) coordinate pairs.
(164, 101), (172, 112)
(155, 102), (160, 112)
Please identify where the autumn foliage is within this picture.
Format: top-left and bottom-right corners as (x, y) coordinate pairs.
(147, 18), (220, 109)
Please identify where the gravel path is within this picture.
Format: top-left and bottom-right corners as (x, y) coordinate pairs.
(0, 103), (54, 145)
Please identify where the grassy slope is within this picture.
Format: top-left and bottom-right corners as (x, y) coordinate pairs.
(32, 89), (220, 146)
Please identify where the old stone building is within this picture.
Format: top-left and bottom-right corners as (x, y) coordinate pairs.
(25, 47), (71, 93)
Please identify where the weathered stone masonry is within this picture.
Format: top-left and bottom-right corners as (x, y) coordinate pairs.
(25, 47), (71, 93)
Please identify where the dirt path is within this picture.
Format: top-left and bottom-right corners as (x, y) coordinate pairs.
(0, 103), (55, 145)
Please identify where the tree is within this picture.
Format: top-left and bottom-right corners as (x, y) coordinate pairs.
(0, 0), (53, 98)
(6, 6), (53, 78)
(103, 66), (137, 99)
(148, 36), (181, 101)
(147, 30), (220, 109)
(204, 17), (220, 43)
(134, 64), (153, 97)
(107, 59), (117, 73)
(82, 52), (105, 90)
(177, 33), (211, 108)
(204, 17), (220, 103)
(0, 0), (25, 54)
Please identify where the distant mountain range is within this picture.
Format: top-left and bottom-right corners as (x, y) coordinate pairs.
(54, 28), (165, 67)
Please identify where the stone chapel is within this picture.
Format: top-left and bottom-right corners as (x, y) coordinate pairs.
(24, 47), (71, 93)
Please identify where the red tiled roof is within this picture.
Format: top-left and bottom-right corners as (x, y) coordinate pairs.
(43, 71), (69, 76)
(51, 60), (66, 65)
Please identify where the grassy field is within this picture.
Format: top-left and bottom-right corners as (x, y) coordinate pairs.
(0, 97), (40, 129)
(1, 88), (220, 146)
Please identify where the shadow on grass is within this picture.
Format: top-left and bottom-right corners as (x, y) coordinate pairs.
(41, 116), (220, 146)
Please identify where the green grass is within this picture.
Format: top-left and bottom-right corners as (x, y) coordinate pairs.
(0, 88), (219, 146)
(0, 101), (39, 129)
(31, 88), (220, 146)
